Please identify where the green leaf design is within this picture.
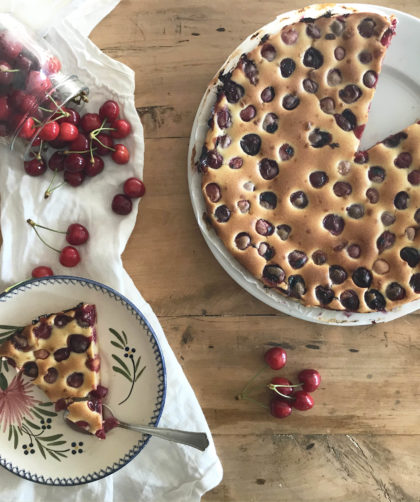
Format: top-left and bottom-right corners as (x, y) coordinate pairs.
(39, 434), (62, 442)
(38, 402), (53, 407)
(109, 328), (125, 346)
(110, 340), (124, 350)
(36, 439), (46, 459)
(121, 330), (128, 345)
(112, 366), (131, 381)
(55, 450), (68, 458)
(34, 406), (57, 417)
(12, 427), (18, 449)
(31, 409), (44, 420)
(23, 418), (40, 430)
(135, 365), (146, 382)
(0, 373), (8, 391)
(112, 354), (130, 375)
(48, 450), (60, 461)
(7, 425), (12, 441)
(134, 356), (141, 374)
(48, 440), (67, 446)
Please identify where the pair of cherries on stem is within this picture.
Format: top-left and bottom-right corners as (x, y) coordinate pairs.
(27, 218), (89, 268)
(264, 347), (321, 418)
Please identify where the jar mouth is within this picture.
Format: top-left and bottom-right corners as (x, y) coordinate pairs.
(11, 74), (89, 160)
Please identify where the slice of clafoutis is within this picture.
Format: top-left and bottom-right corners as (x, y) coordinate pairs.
(0, 303), (111, 439)
(199, 11), (419, 313)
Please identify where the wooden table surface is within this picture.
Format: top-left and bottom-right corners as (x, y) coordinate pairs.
(91, 1), (420, 500)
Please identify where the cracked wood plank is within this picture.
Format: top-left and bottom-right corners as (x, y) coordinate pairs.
(204, 434), (420, 502)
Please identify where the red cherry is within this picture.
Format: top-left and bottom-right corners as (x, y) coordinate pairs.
(64, 170), (85, 187)
(32, 266), (53, 278)
(99, 100), (119, 121)
(48, 138), (68, 149)
(24, 158), (46, 176)
(57, 107), (80, 126)
(59, 246), (80, 267)
(58, 122), (78, 142)
(292, 391), (314, 411)
(80, 113), (101, 133)
(111, 144), (130, 164)
(66, 223), (89, 245)
(15, 53), (33, 73)
(26, 71), (52, 96)
(270, 398), (292, 419)
(94, 133), (113, 155)
(85, 155), (104, 177)
(112, 194), (132, 215)
(270, 376), (293, 396)
(0, 61), (14, 85)
(0, 123), (8, 136)
(39, 121), (60, 141)
(18, 117), (36, 139)
(32, 137), (41, 147)
(43, 56), (61, 75)
(18, 93), (37, 114)
(48, 151), (66, 172)
(264, 347), (287, 370)
(0, 32), (22, 60)
(63, 153), (87, 173)
(69, 132), (89, 152)
(0, 95), (10, 121)
(110, 119), (131, 139)
(123, 177), (145, 198)
(298, 369), (321, 392)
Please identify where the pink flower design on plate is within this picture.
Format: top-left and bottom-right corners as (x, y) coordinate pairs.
(0, 372), (39, 432)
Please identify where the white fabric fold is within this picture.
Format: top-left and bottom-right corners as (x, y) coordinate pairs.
(0, 2), (223, 500)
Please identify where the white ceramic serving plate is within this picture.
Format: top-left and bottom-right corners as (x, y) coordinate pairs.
(0, 276), (166, 485)
(188, 3), (420, 325)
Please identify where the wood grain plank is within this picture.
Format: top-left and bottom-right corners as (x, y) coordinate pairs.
(162, 315), (420, 435)
(203, 434), (420, 502)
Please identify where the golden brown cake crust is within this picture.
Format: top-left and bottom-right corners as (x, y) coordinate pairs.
(199, 11), (420, 313)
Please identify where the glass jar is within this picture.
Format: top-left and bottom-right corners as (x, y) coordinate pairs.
(0, 13), (88, 159)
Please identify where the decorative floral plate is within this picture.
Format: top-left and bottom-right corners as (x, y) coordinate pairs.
(0, 276), (166, 485)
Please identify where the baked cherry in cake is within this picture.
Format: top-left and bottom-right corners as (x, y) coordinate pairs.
(0, 303), (110, 438)
(199, 9), (419, 313)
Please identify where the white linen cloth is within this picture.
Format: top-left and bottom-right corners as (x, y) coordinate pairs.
(0, 1), (223, 500)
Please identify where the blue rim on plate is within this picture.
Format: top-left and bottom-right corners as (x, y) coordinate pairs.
(0, 275), (167, 486)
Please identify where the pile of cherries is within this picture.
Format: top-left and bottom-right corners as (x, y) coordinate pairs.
(0, 30), (145, 215)
(238, 346), (321, 419)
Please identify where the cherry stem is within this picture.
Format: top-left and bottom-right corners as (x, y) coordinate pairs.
(44, 181), (66, 199)
(92, 136), (115, 151)
(26, 219), (60, 253)
(0, 68), (20, 73)
(97, 127), (116, 132)
(44, 169), (58, 199)
(89, 138), (94, 164)
(63, 149), (93, 155)
(239, 395), (269, 410)
(267, 386), (295, 400)
(32, 116), (42, 125)
(239, 366), (266, 397)
(27, 219), (65, 235)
